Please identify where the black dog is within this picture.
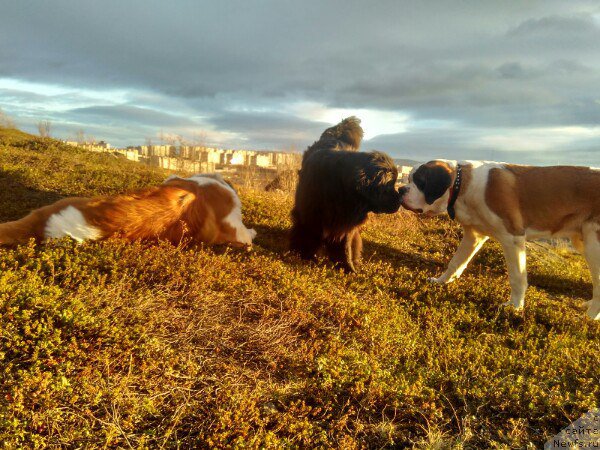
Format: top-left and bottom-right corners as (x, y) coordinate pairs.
(290, 117), (401, 272)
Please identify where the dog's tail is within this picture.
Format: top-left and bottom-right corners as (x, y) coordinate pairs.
(302, 116), (364, 165)
(319, 116), (363, 151)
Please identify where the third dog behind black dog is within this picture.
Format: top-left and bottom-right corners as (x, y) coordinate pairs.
(290, 116), (401, 272)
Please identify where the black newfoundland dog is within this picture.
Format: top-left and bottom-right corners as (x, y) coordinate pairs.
(290, 117), (401, 272)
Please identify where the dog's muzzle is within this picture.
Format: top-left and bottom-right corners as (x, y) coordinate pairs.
(374, 190), (402, 214)
(398, 186), (423, 213)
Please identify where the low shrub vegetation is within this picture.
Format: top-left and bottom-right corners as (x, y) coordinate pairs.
(0, 128), (598, 448)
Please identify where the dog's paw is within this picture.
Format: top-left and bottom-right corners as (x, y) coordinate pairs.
(248, 228), (257, 240)
(428, 276), (447, 284)
(501, 299), (524, 311)
(586, 300), (600, 320)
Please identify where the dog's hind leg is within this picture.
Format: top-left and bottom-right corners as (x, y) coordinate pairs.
(350, 230), (363, 268)
(326, 234), (356, 273)
(583, 221), (600, 320)
(0, 213), (40, 245)
(290, 223), (322, 261)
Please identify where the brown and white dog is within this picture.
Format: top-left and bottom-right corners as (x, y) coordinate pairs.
(399, 160), (600, 320)
(0, 173), (257, 248)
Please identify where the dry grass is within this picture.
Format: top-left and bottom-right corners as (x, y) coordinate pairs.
(0, 128), (599, 449)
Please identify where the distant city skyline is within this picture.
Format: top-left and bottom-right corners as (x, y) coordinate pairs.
(1, 1), (599, 166)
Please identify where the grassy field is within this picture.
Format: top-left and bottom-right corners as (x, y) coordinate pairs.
(0, 127), (598, 449)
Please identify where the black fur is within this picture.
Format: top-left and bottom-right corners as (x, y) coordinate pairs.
(290, 117), (401, 272)
(411, 162), (453, 204)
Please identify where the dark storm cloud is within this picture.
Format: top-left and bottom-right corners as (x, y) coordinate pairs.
(68, 105), (197, 128)
(0, 0), (599, 164)
(208, 112), (330, 147)
(0, 89), (49, 104)
(508, 14), (600, 39)
(366, 129), (482, 163)
(367, 127), (600, 166)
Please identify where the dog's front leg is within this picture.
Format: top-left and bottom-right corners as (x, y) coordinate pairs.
(583, 222), (600, 319)
(290, 223), (322, 261)
(499, 236), (527, 310)
(431, 226), (488, 284)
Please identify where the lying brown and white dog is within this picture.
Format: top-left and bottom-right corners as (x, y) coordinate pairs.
(0, 173), (257, 248)
(399, 160), (600, 320)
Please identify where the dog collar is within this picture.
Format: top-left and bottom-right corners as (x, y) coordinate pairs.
(447, 164), (462, 220)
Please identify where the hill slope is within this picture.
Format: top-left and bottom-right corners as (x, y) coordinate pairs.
(0, 129), (598, 448)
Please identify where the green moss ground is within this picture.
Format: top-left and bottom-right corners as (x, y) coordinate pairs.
(0, 128), (598, 448)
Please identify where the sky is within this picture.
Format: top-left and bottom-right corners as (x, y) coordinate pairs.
(1, 1), (599, 165)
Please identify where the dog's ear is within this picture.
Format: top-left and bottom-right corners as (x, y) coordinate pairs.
(414, 163), (452, 205)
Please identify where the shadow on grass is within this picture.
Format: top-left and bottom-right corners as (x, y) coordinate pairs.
(247, 220), (442, 273)
(251, 223), (289, 255)
(0, 169), (65, 222)
(529, 271), (592, 300)
(362, 239), (442, 271)
(248, 221), (594, 306)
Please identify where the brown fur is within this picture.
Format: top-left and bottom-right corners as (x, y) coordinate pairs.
(457, 163), (472, 198)
(0, 178), (246, 247)
(485, 166), (600, 237)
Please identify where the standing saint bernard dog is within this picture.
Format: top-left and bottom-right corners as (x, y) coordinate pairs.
(399, 160), (600, 320)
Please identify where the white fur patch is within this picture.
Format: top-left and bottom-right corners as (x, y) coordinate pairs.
(45, 206), (102, 242)
(403, 160), (506, 220)
(165, 173), (232, 190)
(187, 173), (233, 191)
(583, 222), (600, 319)
(175, 173), (257, 245)
(223, 196), (256, 245)
(452, 161), (505, 231)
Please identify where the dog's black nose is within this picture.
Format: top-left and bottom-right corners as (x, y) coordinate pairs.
(398, 186), (408, 196)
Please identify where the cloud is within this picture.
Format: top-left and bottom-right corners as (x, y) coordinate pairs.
(208, 111), (329, 150)
(0, 1), (599, 164)
(68, 105), (197, 128)
(367, 125), (600, 165)
(508, 14), (600, 39)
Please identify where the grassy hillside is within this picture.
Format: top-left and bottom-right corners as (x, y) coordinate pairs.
(0, 128), (598, 449)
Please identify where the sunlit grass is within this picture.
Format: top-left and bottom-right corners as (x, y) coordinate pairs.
(1, 128), (598, 448)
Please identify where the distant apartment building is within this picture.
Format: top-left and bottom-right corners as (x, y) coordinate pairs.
(114, 148), (139, 162)
(398, 165), (413, 184)
(137, 145), (151, 157)
(134, 143), (302, 169)
(146, 145), (175, 157)
(253, 154), (271, 168)
(68, 139), (302, 173)
(194, 147), (222, 164)
(65, 140), (111, 152)
(270, 152), (300, 167)
(149, 156), (215, 173)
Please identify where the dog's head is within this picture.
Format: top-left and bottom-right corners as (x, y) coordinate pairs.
(399, 160), (454, 215)
(166, 172), (237, 192)
(356, 151), (402, 214)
